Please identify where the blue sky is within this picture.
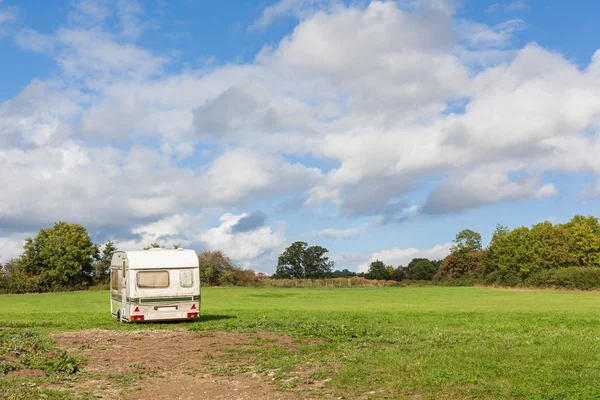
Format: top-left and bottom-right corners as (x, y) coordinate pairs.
(1, 0), (600, 273)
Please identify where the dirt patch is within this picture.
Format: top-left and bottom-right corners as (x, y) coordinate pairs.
(6, 369), (46, 378)
(53, 329), (327, 400)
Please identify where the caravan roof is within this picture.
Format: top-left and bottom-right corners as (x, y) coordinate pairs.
(115, 249), (199, 269)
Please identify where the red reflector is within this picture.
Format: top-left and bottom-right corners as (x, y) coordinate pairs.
(187, 312), (199, 318)
(134, 307), (140, 313)
(130, 315), (144, 321)
(191, 304), (197, 310)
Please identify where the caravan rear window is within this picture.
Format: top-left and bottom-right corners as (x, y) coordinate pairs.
(180, 270), (194, 288)
(111, 271), (119, 291)
(137, 271), (169, 288)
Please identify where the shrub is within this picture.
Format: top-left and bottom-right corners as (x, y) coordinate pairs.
(553, 267), (600, 290)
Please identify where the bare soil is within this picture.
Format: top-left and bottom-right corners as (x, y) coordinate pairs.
(53, 329), (332, 400)
(6, 369), (46, 378)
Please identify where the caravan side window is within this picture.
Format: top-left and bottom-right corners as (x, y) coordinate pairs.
(111, 271), (119, 291)
(180, 270), (194, 288)
(137, 271), (169, 288)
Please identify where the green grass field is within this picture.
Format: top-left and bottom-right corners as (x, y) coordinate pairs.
(2, 286), (600, 399)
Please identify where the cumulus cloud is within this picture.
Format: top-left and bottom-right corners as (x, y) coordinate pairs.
(200, 213), (287, 263)
(0, 235), (28, 262)
(192, 81), (315, 142)
(422, 168), (557, 215)
(357, 243), (452, 272)
(106, 212), (286, 273)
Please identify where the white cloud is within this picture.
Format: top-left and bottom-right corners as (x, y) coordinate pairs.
(422, 167), (557, 214)
(0, 235), (28, 263)
(0, 1), (17, 26)
(329, 251), (370, 271)
(458, 18), (526, 49)
(251, 0), (331, 31)
(304, 225), (365, 239)
(109, 212), (287, 273)
(357, 243), (452, 272)
(200, 213), (287, 264)
(486, 1), (530, 14)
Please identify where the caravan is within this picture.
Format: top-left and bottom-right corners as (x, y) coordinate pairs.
(110, 249), (201, 322)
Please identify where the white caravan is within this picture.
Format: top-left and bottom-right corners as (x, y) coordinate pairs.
(110, 249), (201, 323)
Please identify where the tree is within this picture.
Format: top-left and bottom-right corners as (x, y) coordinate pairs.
(274, 242), (307, 278)
(437, 229), (485, 279)
(365, 260), (389, 280)
(303, 245), (334, 279)
(198, 251), (231, 286)
(331, 269), (357, 278)
(93, 241), (117, 285)
(437, 251), (485, 279)
(452, 229), (482, 253)
(407, 258), (439, 280)
(143, 243), (182, 250)
(484, 222), (577, 280)
(273, 242), (334, 279)
(197, 250), (257, 286)
(563, 215), (600, 268)
(483, 224), (510, 275)
(144, 242), (164, 250)
(390, 266), (406, 282)
(19, 222), (98, 289)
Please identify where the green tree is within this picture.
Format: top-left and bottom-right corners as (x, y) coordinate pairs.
(483, 224), (510, 275)
(198, 251), (231, 286)
(563, 215), (600, 267)
(452, 229), (482, 253)
(365, 260), (390, 280)
(331, 269), (357, 278)
(19, 222), (98, 289)
(93, 241), (117, 285)
(485, 222), (577, 281)
(390, 266), (406, 282)
(407, 258), (439, 280)
(273, 242), (335, 279)
(437, 229), (485, 279)
(143, 242), (164, 250)
(274, 241), (307, 278)
(303, 245), (334, 279)
(529, 222), (574, 272)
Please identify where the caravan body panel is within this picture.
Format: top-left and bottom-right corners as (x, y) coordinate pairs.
(110, 249), (200, 322)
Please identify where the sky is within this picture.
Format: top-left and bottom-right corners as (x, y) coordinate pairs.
(1, 0), (600, 273)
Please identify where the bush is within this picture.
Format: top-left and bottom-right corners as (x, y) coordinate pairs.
(198, 251), (259, 286)
(553, 267), (600, 290)
(485, 267), (600, 290)
(483, 270), (521, 287)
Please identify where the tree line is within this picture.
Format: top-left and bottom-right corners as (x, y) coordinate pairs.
(0, 222), (265, 293)
(2, 214), (600, 293)
(434, 215), (600, 289)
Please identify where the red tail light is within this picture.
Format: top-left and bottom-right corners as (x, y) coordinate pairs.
(191, 304), (197, 310)
(130, 315), (144, 321)
(187, 312), (199, 318)
(134, 307), (140, 313)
